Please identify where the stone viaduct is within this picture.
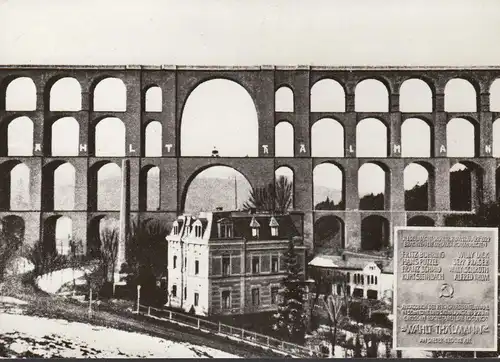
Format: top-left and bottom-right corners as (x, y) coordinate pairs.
(1, 65), (500, 256)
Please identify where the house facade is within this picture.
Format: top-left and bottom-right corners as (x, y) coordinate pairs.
(308, 251), (393, 302)
(166, 210), (307, 316)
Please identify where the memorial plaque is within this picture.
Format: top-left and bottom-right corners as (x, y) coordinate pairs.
(394, 227), (498, 351)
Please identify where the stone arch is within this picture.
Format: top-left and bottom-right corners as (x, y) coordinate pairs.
(144, 120), (163, 157)
(444, 78), (477, 112)
(144, 86), (162, 112)
(355, 79), (389, 112)
(87, 215), (119, 259)
(182, 165), (253, 213)
(180, 79), (258, 157)
(49, 77), (82, 111)
(275, 86), (294, 112)
(88, 162), (122, 211)
(356, 118), (388, 157)
(139, 165), (160, 211)
(275, 121), (294, 157)
(399, 78), (433, 112)
(314, 215), (345, 251)
(4, 77), (36, 111)
(92, 77), (127, 112)
(1, 215), (25, 251)
(43, 162), (76, 211)
(401, 118), (432, 157)
(490, 79), (500, 112)
(43, 216), (73, 256)
(404, 162), (433, 211)
(311, 118), (344, 157)
(0, 162), (31, 211)
(358, 162), (389, 210)
(51, 117), (80, 156)
(6, 116), (34, 156)
(361, 215), (390, 251)
(450, 162), (483, 211)
(310, 79), (345, 112)
(275, 166), (294, 210)
(446, 118), (477, 157)
(94, 117), (126, 157)
(313, 162), (344, 210)
(407, 215), (435, 227)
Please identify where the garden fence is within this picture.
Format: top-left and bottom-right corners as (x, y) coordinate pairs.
(136, 304), (318, 358)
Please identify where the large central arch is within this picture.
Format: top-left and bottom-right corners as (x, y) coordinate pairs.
(180, 79), (259, 157)
(181, 165), (254, 214)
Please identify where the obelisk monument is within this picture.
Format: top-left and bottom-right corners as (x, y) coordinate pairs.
(114, 159), (130, 284)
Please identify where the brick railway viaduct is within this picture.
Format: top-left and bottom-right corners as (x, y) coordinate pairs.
(1, 64), (500, 256)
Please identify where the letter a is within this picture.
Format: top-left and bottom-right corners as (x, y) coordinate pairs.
(440, 145), (446, 154)
(262, 145), (269, 154)
(34, 143), (42, 152)
(299, 143), (306, 153)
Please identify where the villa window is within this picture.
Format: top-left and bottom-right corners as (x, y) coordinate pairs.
(194, 293), (199, 307)
(222, 256), (230, 276)
(172, 285), (177, 297)
(195, 260), (200, 275)
(271, 256), (279, 273)
(173, 255), (177, 269)
(222, 290), (231, 309)
(252, 256), (260, 274)
(252, 288), (260, 306)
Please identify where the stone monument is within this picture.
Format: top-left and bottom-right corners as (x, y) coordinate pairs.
(394, 226), (498, 352)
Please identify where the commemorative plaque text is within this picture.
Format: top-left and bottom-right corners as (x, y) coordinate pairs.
(394, 227), (498, 351)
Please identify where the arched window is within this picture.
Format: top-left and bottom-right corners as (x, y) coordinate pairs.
(145, 121), (163, 157)
(5, 77), (36, 111)
(356, 118), (387, 157)
(355, 79), (389, 112)
(311, 118), (344, 157)
(50, 77), (82, 111)
(51, 117), (80, 156)
(399, 79), (432, 112)
(93, 78), (127, 111)
(275, 122), (294, 157)
(145, 86), (162, 112)
(275, 87), (294, 112)
(444, 79), (477, 112)
(95, 117), (126, 157)
(310, 79), (345, 112)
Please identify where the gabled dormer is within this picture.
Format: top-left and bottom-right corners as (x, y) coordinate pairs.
(217, 218), (233, 238)
(192, 219), (203, 238)
(249, 216), (260, 238)
(172, 220), (180, 236)
(269, 216), (279, 237)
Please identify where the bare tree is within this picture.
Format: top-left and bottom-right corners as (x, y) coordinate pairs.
(99, 228), (119, 282)
(321, 271), (351, 356)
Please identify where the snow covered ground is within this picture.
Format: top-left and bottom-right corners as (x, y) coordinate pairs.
(36, 267), (89, 294)
(0, 313), (238, 358)
(0, 268), (239, 358)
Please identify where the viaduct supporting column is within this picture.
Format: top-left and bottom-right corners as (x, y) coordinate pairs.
(293, 69), (310, 157)
(434, 159), (450, 211)
(116, 159), (130, 280)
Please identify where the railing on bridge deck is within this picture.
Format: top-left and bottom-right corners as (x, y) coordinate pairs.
(135, 304), (318, 358)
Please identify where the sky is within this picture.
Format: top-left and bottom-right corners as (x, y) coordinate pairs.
(2, 0), (500, 217)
